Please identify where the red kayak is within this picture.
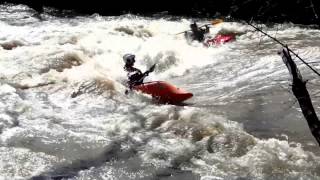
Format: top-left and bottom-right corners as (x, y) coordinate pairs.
(133, 81), (193, 104)
(205, 34), (235, 46)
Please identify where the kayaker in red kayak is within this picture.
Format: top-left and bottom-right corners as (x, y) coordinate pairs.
(123, 54), (193, 103)
(123, 54), (155, 93)
(185, 22), (210, 42)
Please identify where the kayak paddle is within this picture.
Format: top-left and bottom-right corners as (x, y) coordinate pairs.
(175, 19), (224, 35)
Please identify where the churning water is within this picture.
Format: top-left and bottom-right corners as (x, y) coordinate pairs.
(1, 4), (320, 180)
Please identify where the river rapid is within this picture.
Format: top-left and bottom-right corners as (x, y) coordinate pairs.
(1, 4), (320, 180)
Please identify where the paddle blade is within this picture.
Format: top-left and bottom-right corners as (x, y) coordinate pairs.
(211, 19), (223, 25)
(149, 64), (156, 72)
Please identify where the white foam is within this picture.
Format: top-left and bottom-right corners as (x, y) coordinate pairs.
(1, 5), (320, 179)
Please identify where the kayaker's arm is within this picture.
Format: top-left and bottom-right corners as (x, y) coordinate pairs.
(136, 64), (157, 84)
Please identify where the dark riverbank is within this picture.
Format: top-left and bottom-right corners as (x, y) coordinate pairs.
(4, 0), (320, 25)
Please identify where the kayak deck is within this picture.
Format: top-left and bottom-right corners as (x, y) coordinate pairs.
(205, 34), (235, 46)
(133, 81), (193, 104)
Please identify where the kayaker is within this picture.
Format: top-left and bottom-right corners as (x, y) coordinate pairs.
(123, 54), (155, 93)
(186, 22), (210, 42)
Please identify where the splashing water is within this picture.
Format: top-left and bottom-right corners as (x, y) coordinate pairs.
(1, 4), (320, 180)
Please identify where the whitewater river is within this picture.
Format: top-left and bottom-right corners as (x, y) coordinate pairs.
(1, 4), (320, 180)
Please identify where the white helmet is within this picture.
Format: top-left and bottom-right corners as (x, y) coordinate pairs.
(123, 54), (135, 65)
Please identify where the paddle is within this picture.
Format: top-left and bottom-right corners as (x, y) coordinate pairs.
(175, 19), (223, 35)
(143, 63), (156, 77)
(146, 64), (156, 74)
(137, 63), (157, 84)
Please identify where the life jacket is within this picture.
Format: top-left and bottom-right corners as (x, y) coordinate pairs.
(124, 66), (143, 87)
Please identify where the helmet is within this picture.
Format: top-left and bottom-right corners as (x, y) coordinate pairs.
(123, 54), (135, 65)
(190, 22), (197, 29)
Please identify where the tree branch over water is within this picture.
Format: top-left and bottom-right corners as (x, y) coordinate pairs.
(279, 48), (320, 146)
(245, 22), (320, 146)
